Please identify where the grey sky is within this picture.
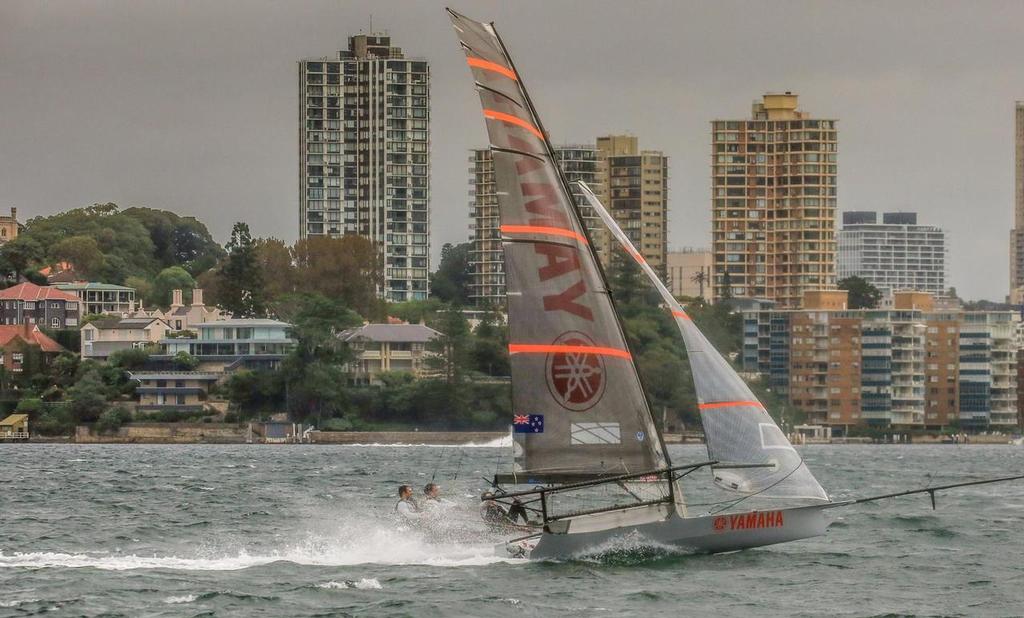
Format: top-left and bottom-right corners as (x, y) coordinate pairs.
(1, 0), (1022, 300)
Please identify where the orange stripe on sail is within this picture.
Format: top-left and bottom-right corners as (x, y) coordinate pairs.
(467, 57), (517, 80)
(482, 109), (544, 139)
(501, 225), (588, 245)
(671, 310), (691, 320)
(627, 247), (646, 264)
(698, 400), (765, 411)
(508, 344), (632, 360)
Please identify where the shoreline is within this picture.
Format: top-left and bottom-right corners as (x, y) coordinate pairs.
(11, 424), (1021, 446)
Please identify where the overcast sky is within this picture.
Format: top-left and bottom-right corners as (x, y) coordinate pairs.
(2, 0), (1023, 300)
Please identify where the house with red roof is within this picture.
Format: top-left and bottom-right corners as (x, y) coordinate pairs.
(0, 324), (66, 376)
(0, 282), (80, 329)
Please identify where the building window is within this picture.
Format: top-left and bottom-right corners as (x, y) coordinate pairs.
(51, 318), (61, 328)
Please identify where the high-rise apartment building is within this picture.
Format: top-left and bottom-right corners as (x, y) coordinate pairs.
(299, 34), (430, 302)
(596, 135), (669, 271)
(467, 144), (602, 309)
(712, 93), (837, 307)
(838, 211), (948, 296)
(467, 149), (502, 308)
(742, 291), (1018, 431)
(1011, 102), (1024, 301)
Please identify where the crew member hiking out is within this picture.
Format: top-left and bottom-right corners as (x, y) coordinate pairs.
(422, 483), (442, 512)
(395, 485), (419, 519)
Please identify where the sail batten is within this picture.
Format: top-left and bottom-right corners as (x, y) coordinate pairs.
(449, 9), (668, 479)
(577, 181), (829, 502)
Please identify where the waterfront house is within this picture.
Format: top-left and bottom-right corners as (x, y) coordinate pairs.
(129, 371), (220, 412)
(339, 323), (441, 385)
(0, 413), (28, 440)
(0, 324), (66, 375)
(0, 282), (80, 328)
(55, 282), (136, 316)
(156, 318), (295, 372)
(80, 316), (171, 359)
(144, 289), (222, 332)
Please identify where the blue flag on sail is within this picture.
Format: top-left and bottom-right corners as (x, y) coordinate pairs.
(513, 414), (544, 433)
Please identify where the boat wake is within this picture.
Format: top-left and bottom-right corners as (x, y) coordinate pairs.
(343, 433), (512, 448)
(0, 512), (516, 571)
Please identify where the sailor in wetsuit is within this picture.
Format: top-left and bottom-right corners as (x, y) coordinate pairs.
(421, 483), (442, 512)
(395, 484), (420, 519)
(480, 491), (508, 523)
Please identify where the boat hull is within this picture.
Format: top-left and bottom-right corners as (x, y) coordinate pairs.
(511, 504), (831, 560)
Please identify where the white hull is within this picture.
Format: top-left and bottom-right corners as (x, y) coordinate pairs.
(506, 503), (832, 560)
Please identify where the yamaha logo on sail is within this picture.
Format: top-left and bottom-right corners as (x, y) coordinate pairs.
(546, 331), (606, 411)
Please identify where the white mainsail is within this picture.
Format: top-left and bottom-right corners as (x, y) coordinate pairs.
(577, 181), (829, 502)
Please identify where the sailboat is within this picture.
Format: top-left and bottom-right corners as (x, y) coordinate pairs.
(449, 8), (833, 560)
(448, 7), (1024, 560)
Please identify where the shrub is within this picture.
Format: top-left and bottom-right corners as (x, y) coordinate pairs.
(95, 405), (133, 434)
(34, 409), (74, 436)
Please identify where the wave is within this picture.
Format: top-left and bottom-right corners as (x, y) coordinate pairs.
(0, 510), (519, 571)
(163, 594), (197, 604)
(340, 434), (512, 448)
(316, 578), (382, 590)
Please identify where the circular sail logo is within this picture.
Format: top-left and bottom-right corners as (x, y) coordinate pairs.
(546, 331), (606, 411)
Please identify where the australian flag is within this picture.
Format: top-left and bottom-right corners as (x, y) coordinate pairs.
(513, 414), (544, 434)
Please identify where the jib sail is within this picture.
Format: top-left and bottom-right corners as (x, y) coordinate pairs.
(577, 181), (828, 502)
(448, 9), (667, 481)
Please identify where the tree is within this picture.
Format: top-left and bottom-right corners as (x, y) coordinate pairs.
(120, 207), (225, 276)
(838, 276), (882, 309)
(277, 294), (362, 423)
(67, 367), (109, 423)
(429, 242), (471, 305)
(51, 235), (104, 278)
(217, 222), (267, 317)
(254, 238), (296, 301)
(108, 347), (151, 370)
(151, 266), (196, 307)
(291, 235), (382, 320)
(425, 309), (472, 384)
(222, 369), (285, 420)
(470, 311), (510, 377)
(0, 236), (44, 275)
(125, 276), (154, 308)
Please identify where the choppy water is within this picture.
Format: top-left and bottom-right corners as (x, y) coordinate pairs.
(1, 443), (1023, 617)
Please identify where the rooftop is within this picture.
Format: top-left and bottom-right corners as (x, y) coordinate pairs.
(199, 319), (291, 328)
(54, 282), (135, 292)
(339, 323), (442, 343)
(87, 317), (166, 330)
(0, 324), (65, 353)
(129, 371), (220, 381)
(0, 282), (78, 302)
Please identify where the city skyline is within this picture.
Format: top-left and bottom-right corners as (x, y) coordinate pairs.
(3, 1), (1024, 300)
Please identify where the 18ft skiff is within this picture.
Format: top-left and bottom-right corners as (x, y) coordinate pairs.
(448, 7), (1024, 560)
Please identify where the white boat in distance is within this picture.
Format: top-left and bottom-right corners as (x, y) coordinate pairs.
(447, 7), (1024, 560)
